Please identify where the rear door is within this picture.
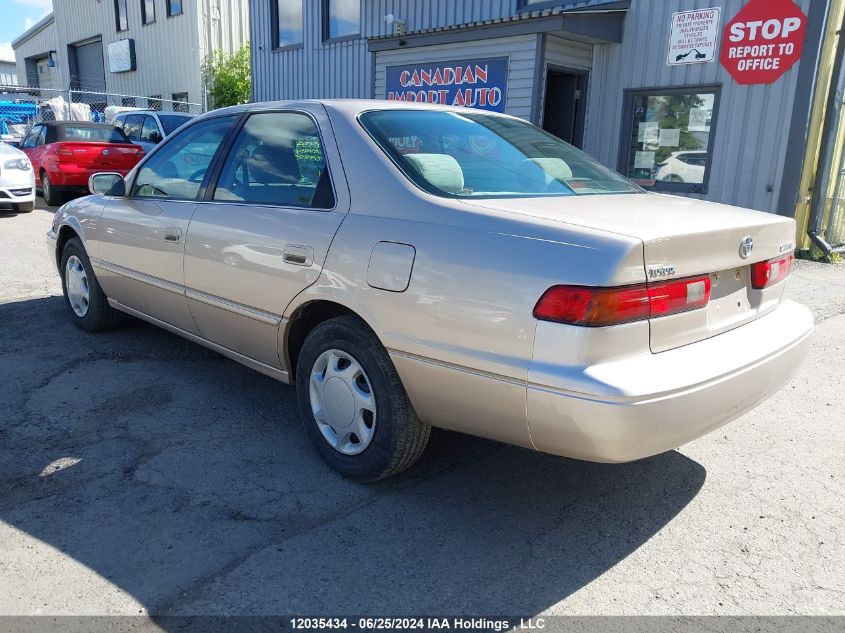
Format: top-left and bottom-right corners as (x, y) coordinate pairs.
(183, 106), (349, 369)
(95, 114), (240, 333)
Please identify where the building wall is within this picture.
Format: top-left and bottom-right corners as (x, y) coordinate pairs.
(583, 0), (814, 213)
(0, 61), (19, 86)
(12, 0), (249, 106)
(13, 17), (59, 90)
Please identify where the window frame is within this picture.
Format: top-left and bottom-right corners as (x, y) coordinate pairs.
(128, 113), (243, 202)
(203, 109), (338, 212)
(322, 0), (361, 43)
(166, 0), (183, 17)
(271, 0), (305, 51)
(114, 0), (129, 31)
(171, 92), (189, 112)
(617, 84), (722, 195)
(141, 0), (156, 25)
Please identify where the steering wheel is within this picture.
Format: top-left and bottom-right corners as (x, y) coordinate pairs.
(188, 168), (207, 183)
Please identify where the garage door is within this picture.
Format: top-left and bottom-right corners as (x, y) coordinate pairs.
(72, 40), (106, 92)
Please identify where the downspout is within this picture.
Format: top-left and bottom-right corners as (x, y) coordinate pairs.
(808, 9), (845, 260)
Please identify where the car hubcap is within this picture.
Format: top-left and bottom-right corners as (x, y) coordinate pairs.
(65, 255), (90, 317)
(309, 349), (376, 456)
(43, 176), (50, 198)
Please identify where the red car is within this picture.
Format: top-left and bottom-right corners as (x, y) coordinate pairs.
(21, 121), (144, 205)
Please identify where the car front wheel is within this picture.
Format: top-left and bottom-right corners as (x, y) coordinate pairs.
(60, 237), (122, 332)
(296, 315), (430, 481)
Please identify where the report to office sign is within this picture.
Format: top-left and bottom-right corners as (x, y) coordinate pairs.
(667, 8), (722, 66)
(720, 0), (808, 85)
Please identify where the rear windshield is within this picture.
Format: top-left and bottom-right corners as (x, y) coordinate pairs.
(157, 114), (193, 135)
(60, 126), (130, 143)
(359, 110), (642, 199)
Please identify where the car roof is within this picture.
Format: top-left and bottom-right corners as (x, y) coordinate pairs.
(117, 110), (195, 117)
(209, 99), (514, 119)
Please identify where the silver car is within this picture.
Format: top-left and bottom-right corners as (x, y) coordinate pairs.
(113, 110), (196, 154)
(46, 101), (813, 481)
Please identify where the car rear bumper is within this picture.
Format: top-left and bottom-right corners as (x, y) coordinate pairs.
(527, 299), (813, 463)
(50, 166), (131, 188)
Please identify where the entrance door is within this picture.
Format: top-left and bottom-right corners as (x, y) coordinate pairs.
(542, 69), (588, 148)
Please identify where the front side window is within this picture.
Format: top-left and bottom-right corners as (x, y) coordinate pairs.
(22, 126), (42, 148)
(213, 112), (334, 209)
(142, 0), (155, 24)
(121, 113), (143, 140)
(360, 110), (641, 199)
(166, 0), (182, 16)
(621, 87), (719, 194)
(275, 0), (303, 47)
(158, 113), (192, 135)
(140, 116), (161, 143)
(132, 115), (237, 200)
(115, 0), (128, 31)
(325, 0), (360, 39)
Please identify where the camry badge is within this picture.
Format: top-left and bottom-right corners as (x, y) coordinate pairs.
(647, 265), (676, 280)
(739, 236), (754, 259)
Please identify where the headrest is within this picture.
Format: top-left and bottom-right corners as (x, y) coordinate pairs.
(403, 153), (465, 194)
(520, 158), (573, 185)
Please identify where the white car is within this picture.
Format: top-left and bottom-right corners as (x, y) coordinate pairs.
(0, 141), (35, 213)
(655, 150), (707, 184)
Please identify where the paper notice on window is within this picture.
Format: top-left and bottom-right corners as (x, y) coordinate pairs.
(634, 151), (656, 170)
(659, 128), (681, 147)
(638, 122), (660, 149)
(689, 108), (710, 132)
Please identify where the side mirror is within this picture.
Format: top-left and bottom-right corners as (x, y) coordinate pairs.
(88, 172), (126, 196)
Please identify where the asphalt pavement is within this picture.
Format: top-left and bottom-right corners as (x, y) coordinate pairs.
(1, 198), (843, 618)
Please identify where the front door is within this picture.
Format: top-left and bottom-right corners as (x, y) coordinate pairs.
(183, 107), (348, 370)
(95, 114), (240, 333)
(542, 69), (588, 148)
(21, 124), (46, 185)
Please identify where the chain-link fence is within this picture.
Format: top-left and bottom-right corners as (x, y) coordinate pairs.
(0, 84), (203, 142)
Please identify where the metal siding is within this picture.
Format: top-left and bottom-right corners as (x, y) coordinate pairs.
(13, 19), (59, 88)
(0, 61), (19, 86)
(374, 35), (539, 120)
(250, 0), (370, 102)
(583, 0), (813, 213)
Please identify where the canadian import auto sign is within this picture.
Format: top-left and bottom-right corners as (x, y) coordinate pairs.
(720, 0), (808, 85)
(385, 58), (509, 113)
(667, 8), (722, 66)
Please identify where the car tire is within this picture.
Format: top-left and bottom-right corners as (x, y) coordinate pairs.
(12, 201), (34, 213)
(296, 315), (430, 482)
(60, 237), (123, 332)
(41, 171), (63, 206)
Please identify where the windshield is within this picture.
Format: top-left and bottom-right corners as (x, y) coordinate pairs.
(359, 110), (642, 198)
(157, 114), (193, 135)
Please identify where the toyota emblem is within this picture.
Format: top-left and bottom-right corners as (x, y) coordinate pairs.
(739, 236), (754, 259)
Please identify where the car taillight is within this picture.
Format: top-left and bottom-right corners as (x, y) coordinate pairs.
(534, 276), (711, 327)
(751, 253), (794, 289)
(57, 147), (75, 162)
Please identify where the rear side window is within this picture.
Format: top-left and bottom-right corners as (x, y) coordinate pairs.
(212, 112), (334, 209)
(132, 115), (237, 200)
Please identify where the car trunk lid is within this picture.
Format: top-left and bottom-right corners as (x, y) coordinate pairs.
(57, 142), (143, 170)
(460, 193), (797, 352)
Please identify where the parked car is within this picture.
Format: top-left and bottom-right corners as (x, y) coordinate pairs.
(655, 150), (707, 183)
(113, 110), (196, 154)
(21, 121), (144, 206)
(46, 101), (813, 481)
(0, 141), (35, 212)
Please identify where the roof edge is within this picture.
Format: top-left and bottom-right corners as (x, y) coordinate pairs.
(11, 12), (56, 50)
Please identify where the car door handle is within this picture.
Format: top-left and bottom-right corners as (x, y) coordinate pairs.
(283, 245), (313, 266)
(164, 228), (182, 243)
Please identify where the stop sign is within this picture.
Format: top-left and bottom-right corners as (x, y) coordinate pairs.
(720, 0), (808, 85)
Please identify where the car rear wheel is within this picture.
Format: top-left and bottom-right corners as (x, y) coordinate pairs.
(60, 237), (122, 332)
(41, 171), (63, 206)
(296, 315), (430, 481)
(12, 201), (34, 213)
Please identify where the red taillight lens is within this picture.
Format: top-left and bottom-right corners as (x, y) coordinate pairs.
(57, 147), (75, 162)
(534, 276), (711, 327)
(751, 253), (794, 289)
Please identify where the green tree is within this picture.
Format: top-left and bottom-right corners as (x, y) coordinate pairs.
(202, 44), (251, 109)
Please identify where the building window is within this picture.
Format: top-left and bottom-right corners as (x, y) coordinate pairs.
(172, 92), (189, 112)
(121, 96), (136, 107)
(142, 0), (156, 24)
(324, 0), (360, 40)
(273, 0), (304, 48)
(166, 0), (182, 17)
(115, 0), (129, 31)
(148, 95), (162, 110)
(620, 86), (720, 194)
